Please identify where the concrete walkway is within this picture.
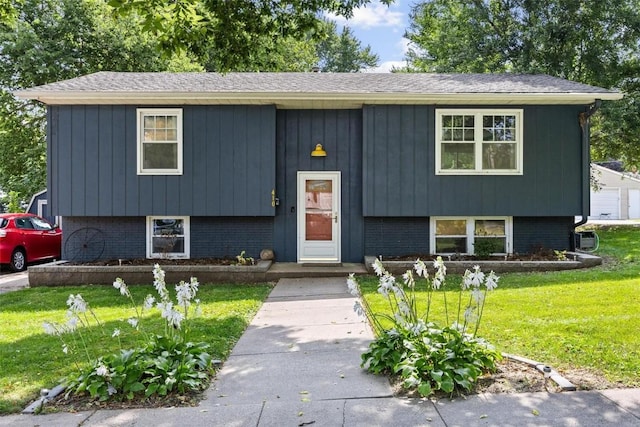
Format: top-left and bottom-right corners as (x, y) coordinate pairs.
(2, 277), (640, 426)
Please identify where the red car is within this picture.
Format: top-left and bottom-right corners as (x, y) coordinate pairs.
(0, 213), (62, 271)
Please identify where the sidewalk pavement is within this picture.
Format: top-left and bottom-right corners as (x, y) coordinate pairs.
(2, 277), (639, 426)
(0, 270), (28, 293)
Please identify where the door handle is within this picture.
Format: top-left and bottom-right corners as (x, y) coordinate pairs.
(334, 212), (338, 223)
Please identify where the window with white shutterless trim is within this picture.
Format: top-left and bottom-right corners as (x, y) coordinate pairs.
(146, 216), (190, 259)
(435, 109), (523, 175)
(430, 217), (512, 255)
(137, 109), (183, 175)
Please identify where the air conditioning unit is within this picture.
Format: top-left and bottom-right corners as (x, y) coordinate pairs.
(575, 231), (597, 251)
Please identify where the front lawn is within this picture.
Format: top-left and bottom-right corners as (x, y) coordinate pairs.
(358, 225), (640, 387)
(0, 281), (272, 414)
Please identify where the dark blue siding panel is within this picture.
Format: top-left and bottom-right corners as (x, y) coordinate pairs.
(111, 107), (127, 216)
(98, 106), (113, 215)
(273, 109), (363, 262)
(363, 105), (584, 217)
(49, 105), (276, 217)
(84, 107), (100, 216)
(61, 216), (272, 262)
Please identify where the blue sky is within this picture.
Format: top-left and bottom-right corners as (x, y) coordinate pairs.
(326, 0), (413, 72)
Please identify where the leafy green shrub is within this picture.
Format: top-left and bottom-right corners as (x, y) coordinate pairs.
(44, 265), (212, 402)
(348, 258), (501, 396)
(473, 239), (499, 259)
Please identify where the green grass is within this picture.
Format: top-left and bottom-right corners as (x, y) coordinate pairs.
(0, 282), (272, 414)
(359, 225), (640, 387)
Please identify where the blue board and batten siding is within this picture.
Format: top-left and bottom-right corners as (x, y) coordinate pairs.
(49, 103), (585, 262)
(273, 109), (364, 263)
(362, 105), (584, 216)
(48, 105), (276, 217)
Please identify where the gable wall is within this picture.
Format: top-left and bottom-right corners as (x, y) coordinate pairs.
(362, 105), (584, 216)
(48, 105), (276, 217)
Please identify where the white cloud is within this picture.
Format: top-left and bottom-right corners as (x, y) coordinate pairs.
(327, 1), (404, 30)
(364, 60), (408, 73)
(398, 37), (411, 55)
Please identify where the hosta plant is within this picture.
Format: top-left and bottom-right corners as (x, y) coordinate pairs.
(348, 257), (501, 396)
(44, 265), (212, 402)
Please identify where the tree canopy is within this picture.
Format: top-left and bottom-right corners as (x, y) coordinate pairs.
(108, 0), (391, 71)
(405, 0), (640, 167)
(0, 0), (384, 207)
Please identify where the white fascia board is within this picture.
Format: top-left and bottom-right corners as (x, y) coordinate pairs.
(14, 90), (623, 107)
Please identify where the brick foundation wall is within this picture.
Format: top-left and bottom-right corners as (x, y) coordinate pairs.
(61, 217), (273, 262)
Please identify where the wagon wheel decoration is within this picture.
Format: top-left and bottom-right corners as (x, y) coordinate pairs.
(64, 227), (106, 263)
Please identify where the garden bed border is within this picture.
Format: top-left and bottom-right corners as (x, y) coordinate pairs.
(28, 260), (273, 286)
(364, 252), (601, 275)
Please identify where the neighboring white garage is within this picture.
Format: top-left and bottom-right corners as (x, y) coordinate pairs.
(590, 163), (640, 220)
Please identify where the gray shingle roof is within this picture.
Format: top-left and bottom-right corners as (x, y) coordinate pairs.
(15, 72), (622, 106)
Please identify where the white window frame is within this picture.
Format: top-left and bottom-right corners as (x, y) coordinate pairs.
(146, 216), (190, 259)
(137, 108), (183, 175)
(435, 109), (523, 175)
(430, 216), (513, 255)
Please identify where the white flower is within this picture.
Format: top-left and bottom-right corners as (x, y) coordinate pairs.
(95, 364), (109, 377)
(378, 274), (396, 298)
(485, 271), (500, 291)
(398, 300), (411, 316)
(176, 277), (199, 306)
(167, 310), (184, 329)
(463, 266), (485, 290)
(143, 295), (156, 310)
(346, 273), (359, 296)
(112, 278), (130, 297)
(158, 301), (184, 329)
(127, 318), (139, 329)
(65, 316), (78, 331)
(66, 294), (87, 313)
(408, 320), (426, 336)
(153, 265), (169, 300)
(62, 344), (68, 354)
(112, 328), (121, 338)
(413, 259), (428, 278)
(402, 270), (415, 289)
(432, 256), (447, 289)
(372, 259), (385, 277)
(194, 299), (203, 317)
(433, 256), (446, 273)
(43, 321), (58, 336)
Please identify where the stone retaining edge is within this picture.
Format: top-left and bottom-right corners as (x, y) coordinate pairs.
(28, 260), (273, 286)
(364, 252), (602, 275)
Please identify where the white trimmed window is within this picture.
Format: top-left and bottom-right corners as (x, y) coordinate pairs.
(435, 109), (523, 175)
(146, 216), (190, 259)
(430, 217), (512, 255)
(137, 109), (183, 175)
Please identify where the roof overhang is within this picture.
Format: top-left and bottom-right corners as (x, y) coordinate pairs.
(14, 90), (623, 108)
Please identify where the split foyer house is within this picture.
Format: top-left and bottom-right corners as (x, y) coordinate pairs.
(15, 72), (622, 263)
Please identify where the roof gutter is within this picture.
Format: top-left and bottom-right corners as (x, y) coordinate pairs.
(13, 90), (623, 107)
(573, 100), (602, 239)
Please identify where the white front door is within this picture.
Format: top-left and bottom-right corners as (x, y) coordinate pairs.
(297, 171), (341, 263)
